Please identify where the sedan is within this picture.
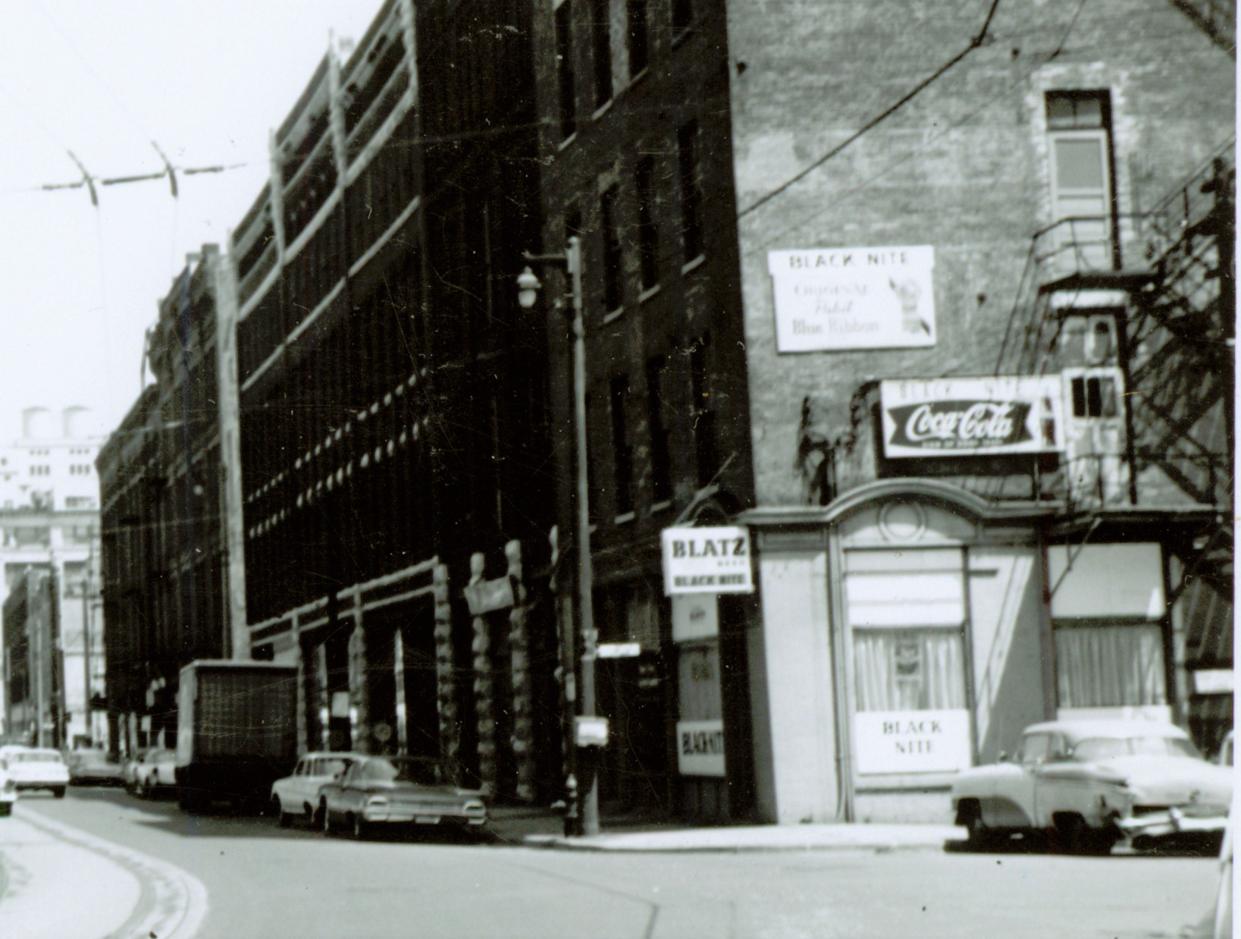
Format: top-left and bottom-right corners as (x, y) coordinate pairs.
(270, 752), (365, 827)
(0, 746), (69, 798)
(951, 719), (1233, 854)
(133, 748), (177, 798)
(67, 748), (124, 786)
(318, 755), (487, 840)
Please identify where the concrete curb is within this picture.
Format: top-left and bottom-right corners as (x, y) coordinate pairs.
(520, 830), (964, 855)
(17, 804), (209, 939)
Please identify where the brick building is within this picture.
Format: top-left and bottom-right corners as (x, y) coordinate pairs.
(231, 0), (562, 802)
(529, 0), (1233, 824)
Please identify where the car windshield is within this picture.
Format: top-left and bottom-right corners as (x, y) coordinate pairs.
(366, 757), (449, 786)
(1073, 736), (1200, 761)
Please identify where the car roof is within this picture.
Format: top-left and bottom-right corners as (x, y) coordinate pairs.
(1022, 719), (1189, 742)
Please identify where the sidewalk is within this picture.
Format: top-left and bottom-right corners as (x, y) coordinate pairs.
(488, 804), (965, 853)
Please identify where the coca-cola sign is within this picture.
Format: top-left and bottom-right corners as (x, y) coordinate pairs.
(880, 377), (1063, 458)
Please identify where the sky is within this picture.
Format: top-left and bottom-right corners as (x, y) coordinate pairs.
(0, 1), (383, 441)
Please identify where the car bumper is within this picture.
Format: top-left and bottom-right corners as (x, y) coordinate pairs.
(361, 806), (488, 826)
(1115, 807), (1230, 840)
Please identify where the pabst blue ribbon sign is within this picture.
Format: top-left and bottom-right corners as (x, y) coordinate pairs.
(880, 377), (1063, 458)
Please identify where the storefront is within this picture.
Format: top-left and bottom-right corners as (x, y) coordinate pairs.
(740, 478), (1207, 825)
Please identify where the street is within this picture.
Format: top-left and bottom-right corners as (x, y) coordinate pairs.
(0, 788), (1221, 939)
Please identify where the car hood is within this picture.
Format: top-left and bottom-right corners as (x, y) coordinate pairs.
(1092, 756), (1234, 807)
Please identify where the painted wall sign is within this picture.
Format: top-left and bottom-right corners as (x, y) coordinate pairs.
(671, 594), (720, 642)
(676, 719), (726, 776)
(661, 526), (754, 595)
(854, 709), (972, 774)
(768, 246), (936, 351)
(880, 376), (1063, 457)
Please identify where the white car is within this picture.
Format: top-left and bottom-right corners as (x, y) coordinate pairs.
(951, 719), (1233, 854)
(0, 746), (69, 798)
(133, 748), (177, 797)
(0, 760), (17, 815)
(271, 752), (365, 827)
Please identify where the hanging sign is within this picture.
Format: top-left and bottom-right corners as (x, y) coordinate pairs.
(880, 376), (1063, 457)
(464, 576), (515, 615)
(672, 594), (719, 642)
(676, 719), (726, 776)
(661, 526), (753, 595)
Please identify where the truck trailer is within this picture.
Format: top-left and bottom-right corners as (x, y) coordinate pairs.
(175, 660), (298, 812)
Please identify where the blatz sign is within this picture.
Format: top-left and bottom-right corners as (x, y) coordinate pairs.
(880, 376), (1062, 458)
(660, 526), (754, 595)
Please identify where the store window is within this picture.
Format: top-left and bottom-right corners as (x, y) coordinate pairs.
(1054, 622), (1166, 708)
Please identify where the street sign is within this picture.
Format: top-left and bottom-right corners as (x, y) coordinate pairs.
(597, 642), (641, 658)
(464, 576), (515, 615)
(574, 716), (609, 747)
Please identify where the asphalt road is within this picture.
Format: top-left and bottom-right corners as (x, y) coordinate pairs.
(8, 787), (1221, 939)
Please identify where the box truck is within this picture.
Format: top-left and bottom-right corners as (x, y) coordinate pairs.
(175, 660), (298, 812)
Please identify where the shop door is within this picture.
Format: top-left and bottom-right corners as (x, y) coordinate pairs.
(597, 653), (668, 813)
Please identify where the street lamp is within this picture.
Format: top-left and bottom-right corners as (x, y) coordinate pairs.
(516, 236), (601, 837)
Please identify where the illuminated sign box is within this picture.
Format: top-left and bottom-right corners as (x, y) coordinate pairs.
(661, 526), (753, 595)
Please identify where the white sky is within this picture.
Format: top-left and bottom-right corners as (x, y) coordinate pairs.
(0, 1), (382, 440)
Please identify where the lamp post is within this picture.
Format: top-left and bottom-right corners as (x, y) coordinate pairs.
(516, 236), (600, 837)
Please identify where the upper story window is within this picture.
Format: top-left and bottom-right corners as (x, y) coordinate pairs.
(1045, 91), (1115, 272)
(671, 0), (693, 37)
(688, 333), (717, 487)
(635, 156), (659, 290)
(1068, 371), (1119, 419)
(645, 355), (672, 504)
(590, 0), (613, 109)
(627, 0), (649, 76)
(609, 374), (634, 516)
(600, 183), (623, 312)
(555, 1), (577, 139)
(677, 120), (704, 264)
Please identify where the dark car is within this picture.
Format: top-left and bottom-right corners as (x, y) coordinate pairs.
(318, 755), (486, 840)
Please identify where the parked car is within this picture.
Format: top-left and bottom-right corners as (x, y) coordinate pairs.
(318, 755), (487, 840)
(121, 749), (151, 792)
(67, 748), (124, 786)
(1212, 799), (1234, 939)
(951, 719), (1233, 854)
(270, 752), (365, 827)
(133, 748), (177, 797)
(0, 746), (69, 798)
(0, 760), (16, 816)
(1218, 730), (1233, 768)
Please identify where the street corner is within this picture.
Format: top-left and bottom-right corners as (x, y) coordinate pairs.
(0, 806), (141, 939)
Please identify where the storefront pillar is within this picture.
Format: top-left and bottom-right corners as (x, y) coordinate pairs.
(506, 539), (536, 803)
(432, 561), (460, 772)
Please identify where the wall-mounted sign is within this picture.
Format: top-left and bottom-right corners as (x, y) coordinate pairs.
(880, 376), (1063, 457)
(464, 576), (515, 615)
(676, 719), (726, 776)
(854, 709), (971, 774)
(574, 715), (610, 747)
(597, 642), (642, 659)
(661, 526), (754, 595)
(768, 246), (936, 352)
(672, 594), (719, 642)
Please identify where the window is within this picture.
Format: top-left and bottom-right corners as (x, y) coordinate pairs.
(635, 156), (659, 289)
(671, 0), (693, 35)
(1054, 623), (1167, 709)
(677, 120), (704, 263)
(590, 0), (613, 108)
(609, 375), (633, 515)
(1069, 373), (1118, 418)
(1019, 732), (1054, 764)
(626, 0), (649, 76)
(688, 335), (717, 487)
(645, 356), (672, 503)
(600, 184), (623, 311)
(555, 1), (577, 138)
(1045, 91), (1114, 272)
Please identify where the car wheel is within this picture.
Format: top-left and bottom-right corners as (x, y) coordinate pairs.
(0, 802), (11, 817)
(274, 798), (291, 828)
(1052, 813), (1104, 855)
(958, 801), (993, 850)
(52, 787), (66, 799)
(351, 814), (368, 840)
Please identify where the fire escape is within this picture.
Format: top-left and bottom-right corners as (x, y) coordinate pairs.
(996, 140), (1234, 743)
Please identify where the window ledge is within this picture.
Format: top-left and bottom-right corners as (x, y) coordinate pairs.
(638, 284), (661, 304)
(591, 99), (615, 122)
(650, 499), (673, 515)
(602, 307), (625, 324)
(672, 25), (694, 50)
(682, 254), (706, 275)
(614, 511), (636, 525)
(558, 132), (578, 152)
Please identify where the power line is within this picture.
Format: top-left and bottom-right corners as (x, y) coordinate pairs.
(738, 0), (1003, 219)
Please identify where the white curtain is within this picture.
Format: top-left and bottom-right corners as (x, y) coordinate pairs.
(1055, 623), (1166, 707)
(853, 631), (966, 711)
